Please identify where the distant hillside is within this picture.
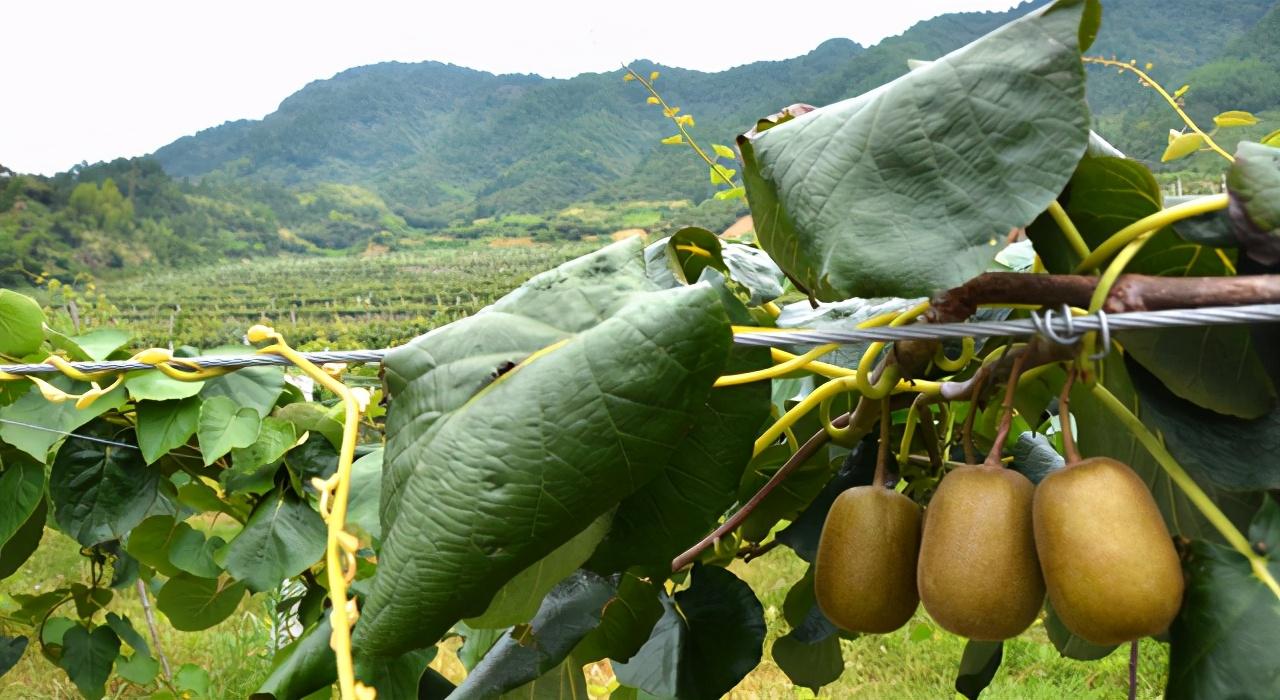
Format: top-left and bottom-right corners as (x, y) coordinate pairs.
(6, 0), (1278, 285)
(152, 0), (1279, 228)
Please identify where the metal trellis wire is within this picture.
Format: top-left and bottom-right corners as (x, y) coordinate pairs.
(2, 303), (1280, 378)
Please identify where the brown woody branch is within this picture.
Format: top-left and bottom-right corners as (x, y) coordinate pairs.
(670, 393), (912, 572)
(931, 272), (1280, 320)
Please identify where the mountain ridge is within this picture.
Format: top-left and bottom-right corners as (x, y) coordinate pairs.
(150, 0), (1277, 227)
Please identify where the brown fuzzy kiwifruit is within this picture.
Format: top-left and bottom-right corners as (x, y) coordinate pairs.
(917, 464), (1045, 640)
(1033, 456), (1184, 645)
(814, 485), (922, 633)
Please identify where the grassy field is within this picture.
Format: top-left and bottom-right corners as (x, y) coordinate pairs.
(1, 531), (1169, 698)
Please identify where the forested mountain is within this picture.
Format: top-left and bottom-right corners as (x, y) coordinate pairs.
(4, 0), (1277, 285)
(152, 0), (1279, 224)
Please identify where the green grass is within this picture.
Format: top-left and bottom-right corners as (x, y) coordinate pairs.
(0, 529), (274, 699)
(729, 547), (1168, 699)
(2, 529), (1171, 698)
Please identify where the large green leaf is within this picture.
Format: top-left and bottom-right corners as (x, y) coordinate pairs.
(497, 657), (588, 700)
(0, 634), (28, 680)
(467, 513), (613, 629)
(453, 571), (615, 699)
(955, 641), (1003, 699)
(1028, 155), (1162, 272)
(49, 420), (158, 546)
(0, 377), (127, 461)
(251, 619), (336, 700)
(231, 417), (297, 474)
(0, 497), (47, 579)
(613, 565), (765, 700)
(125, 515), (186, 577)
(1029, 156), (1274, 418)
(573, 571), (664, 665)
(771, 567), (843, 692)
(223, 488), (326, 592)
(738, 1), (1090, 300)
(1130, 363), (1280, 491)
(155, 574), (246, 631)
(136, 397), (200, 465)
(1227, 141), (1280, 265)
(720, 243), (785, 307)
(737, 443), (836, 543)
(125, 370), (205, 402)
(1166, 500), (1280, 699)
(0, 448), (46, 546)
(197, 395), (262, 466)
(199, 359), (284, 419)
(58, 625), (120, 699)
(276, 402), (344, 450)
(771, 633), (843, 694)
(345, 448), (384, 542)
(0, 289), (45, 358)
(587, 344), (768, 572)
(355, 239), (732, 658)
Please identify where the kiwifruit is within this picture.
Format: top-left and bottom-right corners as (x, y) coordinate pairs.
(1033, 456), (1184, 645)
(814, 485), (922, 633)
(917, 464), (1044, 640)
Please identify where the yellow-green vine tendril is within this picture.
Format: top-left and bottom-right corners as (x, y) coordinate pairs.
(896, 396), (923, 469)
(1083, 57), (1234, 162)
(718, 305), (912, 386)
(1083, 233), (1155, 359)
(855, 300), (932, 399)
(1091, 383), (1280, 601)
(1047, 200), (1092, 261)
(715, 343), (839, 387)
(932, 336), (975, 373)
(752, 301), (937, 456)
(248, 325), (371, 700)
(819, 393), (859, 446)
(769, 348), (855, 378)
(1074, 194), (1228, 273)
(623, 66), (736, 189)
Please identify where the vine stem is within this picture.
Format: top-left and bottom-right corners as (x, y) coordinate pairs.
(1083, 57), (1233, 162)
(672, 397), (891, 571)
(135, 578), (173, 682)
(1090, 383), (1280, 601)
(251, 326), (367, 700)
(1128, 641), (1139, 700)
(984, 351), (1028, 466)
(1074, 195), (1228, 273)
(1058, 368), (1080, 464)
(961, 370), (989, 465)
(874, 398), (890, 488)
(1047, 201), (1092, 261)
(623, 65), (736, 188)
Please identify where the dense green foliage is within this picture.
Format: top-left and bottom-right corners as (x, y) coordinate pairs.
(2, 1), (1280, 698)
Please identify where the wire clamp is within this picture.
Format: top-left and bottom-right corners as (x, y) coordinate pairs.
(1030, 305), (1111, 359)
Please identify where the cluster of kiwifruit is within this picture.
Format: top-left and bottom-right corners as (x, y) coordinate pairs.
(813, 387), (1184, 646)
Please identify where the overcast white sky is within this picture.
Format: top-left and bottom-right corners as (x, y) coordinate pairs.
(1, 0), (1023, 175)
